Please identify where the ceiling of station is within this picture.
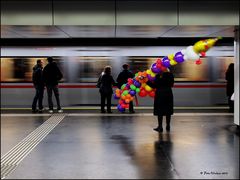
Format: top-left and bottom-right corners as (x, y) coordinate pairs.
(1, 25), (235, 38)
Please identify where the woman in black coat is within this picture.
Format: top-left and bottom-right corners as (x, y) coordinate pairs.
(147, 71), (174, 132)
(97, 66), (117, 113)
(225, 63), (234, 112)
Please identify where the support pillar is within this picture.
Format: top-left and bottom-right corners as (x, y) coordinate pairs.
(234, 26), (239, 126)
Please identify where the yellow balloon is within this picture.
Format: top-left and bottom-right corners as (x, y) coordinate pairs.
(193, 38), (220, 53)
(170, 60), (177, 66)
(145, 85), (152, 92)
(150, 71), (156, 77)
(193, 42), (205, 53)
(146, 69), (151, 74)
(168, 54), (175, 61)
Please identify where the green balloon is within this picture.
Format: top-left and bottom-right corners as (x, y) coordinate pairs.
(136, 88), (140, 93)
(123, 90), (129, 95)
(130, 84), (136, 90)
(135, 73), (138, 77)
(121, 84), (126, 90)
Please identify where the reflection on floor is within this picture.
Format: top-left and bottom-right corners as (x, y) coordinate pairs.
(1, 113), (239, 179)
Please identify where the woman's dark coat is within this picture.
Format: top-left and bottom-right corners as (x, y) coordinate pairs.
(97, 73), (116, 95)
(225, 64), (234, 97)
(147, 72), (174, 116)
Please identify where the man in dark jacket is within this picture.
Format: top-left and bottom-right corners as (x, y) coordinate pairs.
(117, 64), (135, 113)
(32, 59), (44, 113)
(43, 57), (63, 113)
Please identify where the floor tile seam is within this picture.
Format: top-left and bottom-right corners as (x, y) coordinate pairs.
(1, 113), (233, 117)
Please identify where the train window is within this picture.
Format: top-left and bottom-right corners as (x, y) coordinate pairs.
(216, 57), (234, 82)
(127, 57), (154, 75)
(1, 56), (233, 83)
(0, 57), (64, 83)
(171, 58), (209, 82)
(76, 56), (112, 82)
(1, 58), (15, 82)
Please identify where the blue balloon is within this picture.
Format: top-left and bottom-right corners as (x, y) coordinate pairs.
(162, 57), (171, 68)
(134, 81), (141, 88)
(129, 90), (136, 96)
(174, 51), (184, 63)
(151, 63), (161, 73)
(114, 94), (120, 99)
(147, 74), (155, 81)
(117, 105), (125, 112)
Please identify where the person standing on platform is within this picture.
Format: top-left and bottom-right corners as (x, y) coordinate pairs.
(97, 66), (117, 113)
(43, 57), (63, 113)
(117, 64), (135, 113)
(32, 59), (44, 113)
(225, 63), (234, 113)
(147, 71), (174, 132)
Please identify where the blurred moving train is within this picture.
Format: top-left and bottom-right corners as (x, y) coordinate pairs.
(1, 46), (234, 108)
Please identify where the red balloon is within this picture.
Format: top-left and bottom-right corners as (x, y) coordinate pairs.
(119, 100), (124, 104)
(156, 63), (162, 68)
(160, 66), (167, 71)
(200, 52), (206, 57)
(156, 58), (162, 64)
(149, 91), (155, 98)
(195, 59), (202, 65)
(139, 89), (147, 97)
(127, 78), (133, 84)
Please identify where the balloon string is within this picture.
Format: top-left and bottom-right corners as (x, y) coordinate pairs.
(135, 95), (139, 106)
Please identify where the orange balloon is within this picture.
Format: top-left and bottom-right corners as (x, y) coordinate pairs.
(126, 94), (131, 99)
(125, 99), (130, 103)
(121, 95), (126, 100)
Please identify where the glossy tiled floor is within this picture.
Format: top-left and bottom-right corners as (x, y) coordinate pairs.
(1, 113), (239, 179)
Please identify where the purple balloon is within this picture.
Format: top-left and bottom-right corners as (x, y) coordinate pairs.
(147, 74), (155, 81)
(117, 104), (125, 112)
(129, 90), (136, 96)
(114, 94), (120, 99)
(162, 57), (171, 68)
(174, 51), (184, 63)
(133, 81), (141, 88)
(162, 56), (169, 61)
(125, 83), (130, 88)
(151, 63), (161, 73)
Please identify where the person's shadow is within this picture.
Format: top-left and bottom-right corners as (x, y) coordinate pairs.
(153, 133), (176, 179)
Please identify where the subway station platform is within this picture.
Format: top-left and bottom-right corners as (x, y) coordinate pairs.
(1, 108), (239, 179)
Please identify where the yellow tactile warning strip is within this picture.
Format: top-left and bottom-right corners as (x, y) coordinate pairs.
(1, 114), (66, 179)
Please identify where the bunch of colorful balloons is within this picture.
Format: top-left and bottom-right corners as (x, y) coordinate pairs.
(114, 37), (221, 112)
